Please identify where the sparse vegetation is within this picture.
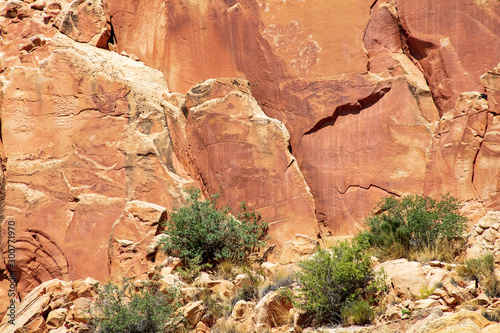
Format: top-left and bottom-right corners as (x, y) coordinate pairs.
(341, 299), (374, 326)
(457, 253), (500, 297)
(88, 278), (182, 333)
(419, 285), (436, 299)
(160, 188), (268, 271)
(482, 309), (500, 322)
(361, 194), (467, 260)
(295, 238), (386, 326)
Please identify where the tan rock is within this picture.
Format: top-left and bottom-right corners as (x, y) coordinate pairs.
(194, 272), (212, 287)
(278, 234), (319, 265)
(482, 323), (500, 333)
(20, 317), (47, 333)
(386, 306), (402, 321)
(181, 300), (206, 329)
(376, 259), (428, 300)
(451, 288), (475, 304)
(146, 234), (169, 256)
(233, 274), (251, 289)
(414, 299), (440, 310)
(55, 0), (111, 48)
(261, 262), (278, 279)
(49, 327), (68, 333)
(207, 280), (235, 299)
(416, 309), (491, 333)
(231, 300), (255, 322)
(0, 280), (57, 333)
(180, 287), (201, 303)
(46, 308), (68, 329)
(71, 297), (91, 323)
(159, 274), (187, 290)
(474, 293), (491, 306)
(69, 280), (96, 300)
(255, 291), (293, 328)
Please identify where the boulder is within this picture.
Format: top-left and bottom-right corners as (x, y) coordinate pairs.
(278, 234), (319, 265)
(181, 301), (206, 329)
(207, 280), (235, 299)
(70, 297), (92, 323)
(55, 0), (111, 48)
(415, 309), (492, 333)
(376, 259), (428, 300)
(255, 291), (293, 328)
(46, 308), (68, 329)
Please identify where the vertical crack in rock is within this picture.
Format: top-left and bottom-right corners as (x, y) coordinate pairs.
(471, 114), (490, 202)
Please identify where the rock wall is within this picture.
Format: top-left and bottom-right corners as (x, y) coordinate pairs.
(107, 0), (500, 232)
(1, 0), (500, 319)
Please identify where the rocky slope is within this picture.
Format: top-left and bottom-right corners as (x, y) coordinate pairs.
(0, 0), (500, 325)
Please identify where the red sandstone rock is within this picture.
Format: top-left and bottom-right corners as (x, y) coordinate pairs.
(0, 33), (194, 304)
(2, 0), (500, 322)
(55, 0), (111, 48)
(105, 0), (500, 233)
(396, 0), (500, 114)
(109, 200), (167, 282)
(182, 78), (319, 244)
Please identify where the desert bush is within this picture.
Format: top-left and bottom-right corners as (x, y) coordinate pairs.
(341, 300), (374, 326)
(88, 278), (182, 333)
(482, 309), (500, 322)
(361, 194), (467, 260)
(296, 238), (385, 326)
(160, 188), (268, 270)
(457, 253), (500, 297)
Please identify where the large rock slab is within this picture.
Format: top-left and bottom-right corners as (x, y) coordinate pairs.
(376, 259), (428, 300)
(0, 33), (193, 301)
(182, 78), (319, 245)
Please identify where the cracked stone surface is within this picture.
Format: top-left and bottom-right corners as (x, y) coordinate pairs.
(106, 0), (500, 232)
(1, 0), (500, 320)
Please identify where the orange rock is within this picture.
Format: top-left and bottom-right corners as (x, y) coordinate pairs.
(396, 0), (500, 114)
(55, 0), (111, 48)
(182, 79), (319, 245)
(1, 34), (193, 302)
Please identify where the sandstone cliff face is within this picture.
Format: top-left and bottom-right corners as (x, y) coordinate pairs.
(1, 0), (500, 320)
(0, 31), (195, 298)
(107, 0), (500, 232)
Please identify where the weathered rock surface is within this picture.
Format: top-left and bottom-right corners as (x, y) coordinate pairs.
(376, 259), (428, 300)
(106, 0), (500, 233)
(2, 0), (500, 325)
(109, 200), (167, 282)
(466, 211), (500, 263)
(0, 32), (194, 303)
(180, 78), (319, 244)
(0, 278), (96, 333)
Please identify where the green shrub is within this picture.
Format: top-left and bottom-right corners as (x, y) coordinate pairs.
(362, 194), (467, 260)
(160, 188), (268, 270)
(89, 278), (182, 333)
(457, 253), (500, 297)
(296, 238), (385, 326)
(341, 300), (374, 326)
